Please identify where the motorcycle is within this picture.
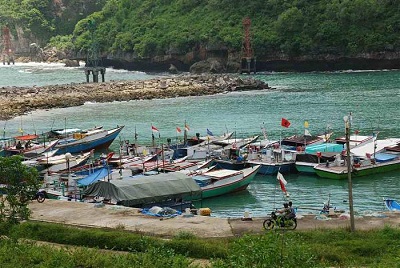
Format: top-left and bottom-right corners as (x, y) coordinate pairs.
(263, 211), (297, 230)
(33, 190), (46, 203)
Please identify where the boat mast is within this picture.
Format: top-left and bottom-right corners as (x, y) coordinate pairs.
(344, 113), (355, 232)
(134, 126), (138, 156)
(184, 120), (188, 145)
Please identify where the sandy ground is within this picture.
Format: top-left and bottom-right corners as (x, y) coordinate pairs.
(28, 199), (400, 237)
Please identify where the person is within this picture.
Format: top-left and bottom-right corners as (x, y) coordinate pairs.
(287, 201), (296, 220)
(16, 140), (22, 150)
(276, 203), (291, 225)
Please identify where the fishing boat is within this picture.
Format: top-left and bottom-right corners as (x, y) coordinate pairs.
(2, 134), (59, 158)
(190, 165), (261, 199)
(53, 125), (124, 155)
(41, 151), (93, 174)
(314, 139), (400, 179)
(384, 198), (400, 211)
(295, 143), (344, 174)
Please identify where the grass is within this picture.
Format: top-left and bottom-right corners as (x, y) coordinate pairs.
(1, 221), (400, 267)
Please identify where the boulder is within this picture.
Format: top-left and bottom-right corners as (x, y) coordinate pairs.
(63, 59), (80, 67)
(168, 64), (178, 74)
(190, 58), (226, 74)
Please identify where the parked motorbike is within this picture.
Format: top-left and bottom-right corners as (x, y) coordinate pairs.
(263, 211), (297, 230)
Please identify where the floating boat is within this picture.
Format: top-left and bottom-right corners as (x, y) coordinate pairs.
(314, 139), (400, 179)
(190, 165), (261, 199)
(295, 143), (343, 174)
(314, 151), (400, 179)
(53, 125), (124, 155)
(3, 134), (59, 158)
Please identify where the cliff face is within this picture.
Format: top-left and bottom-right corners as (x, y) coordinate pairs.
(101, 48), (400, 73)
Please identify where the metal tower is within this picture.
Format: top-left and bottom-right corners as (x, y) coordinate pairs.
(240, 17), (256, 74)
(2, 26), (15, 65)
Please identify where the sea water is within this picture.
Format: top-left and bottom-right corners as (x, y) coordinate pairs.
(1, 62), (400, 217)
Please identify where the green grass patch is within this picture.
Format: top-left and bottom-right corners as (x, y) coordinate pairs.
(2, 221), (400, 267)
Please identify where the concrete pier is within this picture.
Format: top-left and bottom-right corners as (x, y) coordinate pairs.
(84, 67), (106, 83)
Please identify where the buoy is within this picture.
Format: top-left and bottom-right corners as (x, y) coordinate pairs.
(199, 208), (211, 216)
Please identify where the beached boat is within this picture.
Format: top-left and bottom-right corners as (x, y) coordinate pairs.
(384, 199), (400, 211)
(190, 165), (261, 199)
(53, 125), (124, 155)
(41, 151), (93, 174)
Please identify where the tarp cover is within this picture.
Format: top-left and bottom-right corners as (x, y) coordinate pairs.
(84, 172), (201, 207)
(77, 167), (111, 186)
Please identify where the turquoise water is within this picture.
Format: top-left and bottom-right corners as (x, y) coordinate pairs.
(1, 63), (400, 217)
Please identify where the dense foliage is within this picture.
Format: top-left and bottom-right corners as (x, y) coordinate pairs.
(71, 0), (400, 59)
(0, 156), (40, 224)
(2, 0), (400, 60)
(0, 0), (106, 45)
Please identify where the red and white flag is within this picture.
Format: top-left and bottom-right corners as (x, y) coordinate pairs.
(277, 172), (287, 193)
(185, 123), (190, 131)
(176, 126), (182, 133)
(281, 118), (291, 128)
(151, 125), (159, 132)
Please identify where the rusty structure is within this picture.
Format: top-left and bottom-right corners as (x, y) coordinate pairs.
(240, 17), (256, 74)
(2, 26), (15, 65)
(84, 19), (105, 83)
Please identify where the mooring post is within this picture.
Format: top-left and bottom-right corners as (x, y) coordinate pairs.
(85, 69), (90, 83)
(100, 68), (106, 82)
(93, 69), (99, 83)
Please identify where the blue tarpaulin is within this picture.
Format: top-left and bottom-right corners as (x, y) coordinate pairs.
(77, 167), (111, 186)
(375, 153), (397, 163)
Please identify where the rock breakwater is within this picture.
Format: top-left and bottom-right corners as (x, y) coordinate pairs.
(0, 74), (270, 120)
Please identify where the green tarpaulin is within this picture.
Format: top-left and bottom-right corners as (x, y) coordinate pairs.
(84, 172), (201, 207)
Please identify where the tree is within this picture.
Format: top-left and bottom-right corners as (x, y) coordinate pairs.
(0, 156), (41, 224)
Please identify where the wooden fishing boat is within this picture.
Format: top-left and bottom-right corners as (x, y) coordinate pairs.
(53, 125), (124, 155)
(314, 139), (400, 179)
(3, 134), (59, 158)
(190, 165), (261, 199)
(314, 154), (400, 179)
(246, 146), (297, 175)
(295, 143), (343, 174)
(41, 151), (93, 174)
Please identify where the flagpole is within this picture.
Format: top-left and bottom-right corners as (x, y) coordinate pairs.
(134, 126), (138, 156)
(184, 120), (187, 145)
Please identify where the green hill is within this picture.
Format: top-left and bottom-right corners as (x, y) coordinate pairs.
(2, 0), (400, 71)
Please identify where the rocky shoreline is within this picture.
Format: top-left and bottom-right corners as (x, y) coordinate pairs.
(0, 74), (271, 120)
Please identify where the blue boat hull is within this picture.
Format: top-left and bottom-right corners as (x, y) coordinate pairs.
(55, 126), (124, 155)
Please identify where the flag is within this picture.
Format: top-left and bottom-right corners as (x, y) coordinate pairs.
(176, 126), (182, 133)
(304, 129), (312, 136)
(304, 121), (309, 128)
(277, 172), (287, 193)
(281, 118), (291, 128)
(151, 125), (159, 132)
(207, 128), (214, 136)
(185, 123), (190, 131)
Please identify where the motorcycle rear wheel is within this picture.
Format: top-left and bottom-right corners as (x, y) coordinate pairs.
(287, 219), (297, 230)
(263, 219), (275, 230)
